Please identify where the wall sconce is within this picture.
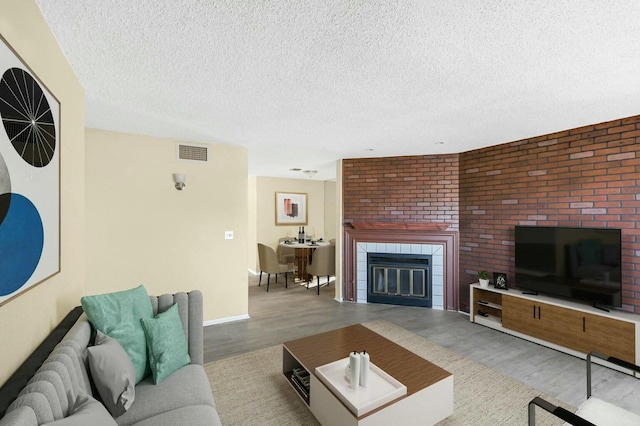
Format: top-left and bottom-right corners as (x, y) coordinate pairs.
(173, 173), (186, 190)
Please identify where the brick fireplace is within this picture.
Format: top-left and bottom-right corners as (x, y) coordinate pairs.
(343, 223), (459, 311)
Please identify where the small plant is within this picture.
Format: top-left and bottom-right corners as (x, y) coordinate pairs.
(478, 270), (489, 280)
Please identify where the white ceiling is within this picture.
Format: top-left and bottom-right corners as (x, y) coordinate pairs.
(36, 1), (640, 181)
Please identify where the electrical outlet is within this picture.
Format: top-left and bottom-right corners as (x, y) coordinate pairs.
(224, 231), (234, 240)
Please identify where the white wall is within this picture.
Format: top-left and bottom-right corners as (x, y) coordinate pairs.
(0, 0), (85, 385)
(85, 129), (248, 321)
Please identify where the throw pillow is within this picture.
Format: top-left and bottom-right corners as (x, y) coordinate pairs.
(86, 331), (136, 417)
(43, 393), (117, 426)
(140, 303), (191, 384)
(81, 285), (153, 383)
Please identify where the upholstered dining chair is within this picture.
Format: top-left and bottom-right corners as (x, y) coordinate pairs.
(307, 244), (336, 295)
(257, 243), (293, 292)
(277, 237), (296, 265)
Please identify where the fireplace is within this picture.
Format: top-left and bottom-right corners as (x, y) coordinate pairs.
(343, 225), (459, 311)
(368, 253), (432, 307)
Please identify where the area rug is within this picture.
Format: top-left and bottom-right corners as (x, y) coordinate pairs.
(204, 320), (573, 425)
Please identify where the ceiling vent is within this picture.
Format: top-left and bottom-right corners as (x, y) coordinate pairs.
(177, 143), (208, 162)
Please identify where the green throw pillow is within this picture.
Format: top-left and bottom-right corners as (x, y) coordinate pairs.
(141, 303), (191, 384)
(81, 285), (153, 383)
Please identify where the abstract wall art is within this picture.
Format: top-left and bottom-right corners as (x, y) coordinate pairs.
(0, 36), (60, 305)
(275, 192), (307, 225)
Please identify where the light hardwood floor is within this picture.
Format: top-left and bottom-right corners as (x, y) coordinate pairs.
(204, 273), (640, 415)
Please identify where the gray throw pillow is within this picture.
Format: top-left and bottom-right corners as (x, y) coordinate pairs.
(87, 331), (136, 417)
(43, 393), (117, 425)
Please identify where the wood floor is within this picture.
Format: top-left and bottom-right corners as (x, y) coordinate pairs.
(204, 273), (640, 415)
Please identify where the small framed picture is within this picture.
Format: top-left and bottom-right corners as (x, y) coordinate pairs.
(493, 272), (508, 290)
(275, 192), (308, 225)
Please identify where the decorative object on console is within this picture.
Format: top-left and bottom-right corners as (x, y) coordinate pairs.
(478, 270), (489, 288)
(493, 272), (508, 289)
(275, 192), (308, 225)
(0, 36), (60, 306)
(360, 350), (370, 387)
(173, 173), (186, 190)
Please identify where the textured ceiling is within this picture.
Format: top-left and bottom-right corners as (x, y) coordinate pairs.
(36, 1), (640, 180)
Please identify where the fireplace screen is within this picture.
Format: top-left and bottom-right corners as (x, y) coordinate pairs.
(372, 267), (426, 297)
(368, 253), (432, 307)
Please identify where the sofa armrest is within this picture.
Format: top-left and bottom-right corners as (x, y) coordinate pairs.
(149, 290), (204, 365)
(528, 397), (595, 426)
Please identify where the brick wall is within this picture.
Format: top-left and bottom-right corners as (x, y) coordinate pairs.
(459, 115), (640, 313)
(342, 115), (640, 314)
(343, 154), (459, 229)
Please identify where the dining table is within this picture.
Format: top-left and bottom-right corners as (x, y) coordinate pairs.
(279, 240), (331, 282)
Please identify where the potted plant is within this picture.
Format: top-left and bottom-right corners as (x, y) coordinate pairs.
(478, 270), (489, 288)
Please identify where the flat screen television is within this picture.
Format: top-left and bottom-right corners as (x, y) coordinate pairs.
(514, 225), (622, 308)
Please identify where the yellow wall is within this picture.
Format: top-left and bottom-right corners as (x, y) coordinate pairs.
(85, 129), (248, 321)
(252, 176), (327, 271)
(324, 180), (337, 241)
(0, 0), (85, 385)
(334, 160), (343, 300)
(248, 176), (258, 273)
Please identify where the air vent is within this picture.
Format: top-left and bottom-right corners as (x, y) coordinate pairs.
(177, 143), (208, 162)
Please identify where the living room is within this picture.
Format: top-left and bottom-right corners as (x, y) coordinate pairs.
(2, 1), (640, 424)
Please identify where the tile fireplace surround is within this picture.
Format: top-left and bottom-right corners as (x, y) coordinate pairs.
(343, 224), (459, 311)
(358, 242), (443, 308)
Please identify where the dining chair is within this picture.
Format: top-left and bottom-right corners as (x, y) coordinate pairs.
(307, 244), (336, 295)
(257, 243), (293, 292)
(277, 237), (295, 265)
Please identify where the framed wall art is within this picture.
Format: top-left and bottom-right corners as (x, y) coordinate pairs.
(0, 36), (60, 305)
(275, 192), (308, 225)
(493, 272), (508, 290)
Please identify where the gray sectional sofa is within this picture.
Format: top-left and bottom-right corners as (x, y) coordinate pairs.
(0, 291), (222, 425)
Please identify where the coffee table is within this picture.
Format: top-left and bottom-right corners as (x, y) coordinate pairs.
(282, 324), (453, 425)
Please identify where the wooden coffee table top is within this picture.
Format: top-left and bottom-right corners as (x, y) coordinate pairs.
(283, 324), (451, 396)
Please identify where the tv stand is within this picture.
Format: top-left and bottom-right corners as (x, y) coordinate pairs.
(470, 285), (639, 374)
(521, 291), (538, 295)
(592, 302), (610, 313)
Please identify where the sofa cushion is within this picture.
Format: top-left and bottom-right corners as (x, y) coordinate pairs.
(140, 304), (191, 384)
(42, 394), (116, 426)
(87, 331), (136, 417)
(574, 396), (640, 426)
(129, 405), (221, 426)
(81, 285), (153, 383)
(114, 364), (214, 426)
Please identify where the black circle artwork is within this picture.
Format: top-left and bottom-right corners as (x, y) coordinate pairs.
(0, 67), (56, 168)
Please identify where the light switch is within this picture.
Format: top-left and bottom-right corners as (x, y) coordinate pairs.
(224, 231), (234, 240)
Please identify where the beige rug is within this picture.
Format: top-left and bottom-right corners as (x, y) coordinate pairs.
(204, 320), (573, 425)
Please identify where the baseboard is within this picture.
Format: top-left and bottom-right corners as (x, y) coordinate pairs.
(203, 314), (250, 327)
(248, 268), (259, 275)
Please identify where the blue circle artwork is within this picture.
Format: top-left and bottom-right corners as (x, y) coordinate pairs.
(0, 193), (44, 296)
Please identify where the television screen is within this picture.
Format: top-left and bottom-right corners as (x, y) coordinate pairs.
(515, 226), (622, 307)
